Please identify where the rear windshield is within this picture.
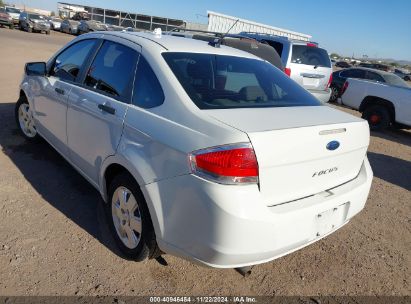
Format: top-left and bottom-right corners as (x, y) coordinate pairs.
(382, 74), (409, 88)
(291, 45), (331, 68)
(28, 14), (41, 20)
(6, 7), (20, 13)
(162, 52), (321, 109)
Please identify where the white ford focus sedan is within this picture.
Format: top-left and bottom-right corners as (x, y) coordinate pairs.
(16, 30), (373, 269)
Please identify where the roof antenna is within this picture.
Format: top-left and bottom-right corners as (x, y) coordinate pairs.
(209, 18), (239, 48)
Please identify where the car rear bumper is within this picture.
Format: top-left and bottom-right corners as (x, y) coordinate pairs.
(309, 88), (332, 103)
(32, 24), (49, 31)
(0, 19), (13, 26)
(144, 157), (373, 268)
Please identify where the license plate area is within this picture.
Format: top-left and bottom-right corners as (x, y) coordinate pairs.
(315, 202), (349, 237)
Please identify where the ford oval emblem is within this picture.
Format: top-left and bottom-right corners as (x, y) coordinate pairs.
(326, 141), (340, 151)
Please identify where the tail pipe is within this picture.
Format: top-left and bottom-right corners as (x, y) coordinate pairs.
(235, 266), (254, 277)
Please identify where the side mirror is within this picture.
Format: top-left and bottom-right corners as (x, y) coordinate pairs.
(25, 62), (47, 76)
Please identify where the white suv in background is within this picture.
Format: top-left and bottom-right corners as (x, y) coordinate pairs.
(241, 33), (333, 103)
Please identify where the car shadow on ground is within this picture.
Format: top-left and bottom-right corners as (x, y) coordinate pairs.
(367, 152), (411, 191)
(0, 102), (124, 259)
(371, 128), (411, 147)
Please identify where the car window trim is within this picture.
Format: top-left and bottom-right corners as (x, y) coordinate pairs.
(47, 38), (102, 87)
(78, 39), (140, 104)
(130, 54), (165, 109)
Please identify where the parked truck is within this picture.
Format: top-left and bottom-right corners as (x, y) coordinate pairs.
(340, 77), (411, 130)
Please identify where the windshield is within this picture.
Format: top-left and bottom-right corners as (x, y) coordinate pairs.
(162, 52), (321, 109)
(6, 7), (20, 14)
(291, 45), (331, 68)
(28, 14), (41, 20)
(383, 74), (409, 87)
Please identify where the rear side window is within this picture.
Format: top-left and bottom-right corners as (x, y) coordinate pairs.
(340, 69), (366, 78)
(163, 52), (321, 109)
(366, 71), (385, 82)
(291, 45), (331, 68)
(85, 41), (138, 99)
(132, 56), (164, 108)
(50, 39), (96, 82)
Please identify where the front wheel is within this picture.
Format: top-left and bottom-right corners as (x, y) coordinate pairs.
(107, 173), (158, 261)
(15, 96), (40, 141)
(362, 105), (392, 131)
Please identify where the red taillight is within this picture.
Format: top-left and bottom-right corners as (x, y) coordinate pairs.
(307, 43), (317, 47)
(189, 143), (259, 184)
(326, 73), (333, 90)
(341, 81), (349, 96)
(284, 67), (291, 76)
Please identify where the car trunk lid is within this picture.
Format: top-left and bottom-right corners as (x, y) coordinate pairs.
(208, 106), (370, 206)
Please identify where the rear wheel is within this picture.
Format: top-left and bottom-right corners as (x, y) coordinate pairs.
(15, 96), (39, 141)
(9, 24), (14, 30)
(329, 86), (339, 102)
(362, 105), (391, 131)
(107, 172), (158, 261)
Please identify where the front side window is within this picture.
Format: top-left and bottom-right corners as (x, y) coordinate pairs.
(291, 45), (331, 68)
(162, 52), (321, 109)
(50, 39), (96, 82)
(132, 56), (164, 108)
(85, 41), (138, 99)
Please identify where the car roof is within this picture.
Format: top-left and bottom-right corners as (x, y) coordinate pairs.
(337, 67), (392, 76)
(100, 31), (263, 59)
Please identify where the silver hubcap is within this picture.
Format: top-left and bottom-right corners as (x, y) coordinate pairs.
(330, 87), (338, 101)
(111, 187), (142, 249)
(18, 103), (37, 138)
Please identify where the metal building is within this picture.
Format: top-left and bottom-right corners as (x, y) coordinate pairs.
(57, 2), (185, 31)
(207, 11), (311, 41)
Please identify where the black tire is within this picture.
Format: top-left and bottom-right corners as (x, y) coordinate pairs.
(15, 95), (40, 141)
(404, 76), (410, 81)
(107, 172), (158, 261)
(362, 105), (392, 131)
(9, 24), (14, 30)
(329, 86), (339, 103)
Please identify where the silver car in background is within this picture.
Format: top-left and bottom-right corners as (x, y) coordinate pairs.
(18, 12), (50, 34)
(49, 17), (63, 31)
(60, 19), (79, 35)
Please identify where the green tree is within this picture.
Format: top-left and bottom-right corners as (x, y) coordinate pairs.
(0, 0), (4, 7)
(330, 53), (340, 59)
(50, 11), (55, 16)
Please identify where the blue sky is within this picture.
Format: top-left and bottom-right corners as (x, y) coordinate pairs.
(8, 0), (411, 61)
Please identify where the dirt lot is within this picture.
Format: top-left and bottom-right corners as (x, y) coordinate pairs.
(0, 28), (410, 297)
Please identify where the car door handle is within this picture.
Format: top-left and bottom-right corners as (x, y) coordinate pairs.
(55, 87), (65, 95)
(98, 103), (116, 115)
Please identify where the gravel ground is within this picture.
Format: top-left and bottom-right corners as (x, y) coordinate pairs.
(0, 28), (410, 297)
